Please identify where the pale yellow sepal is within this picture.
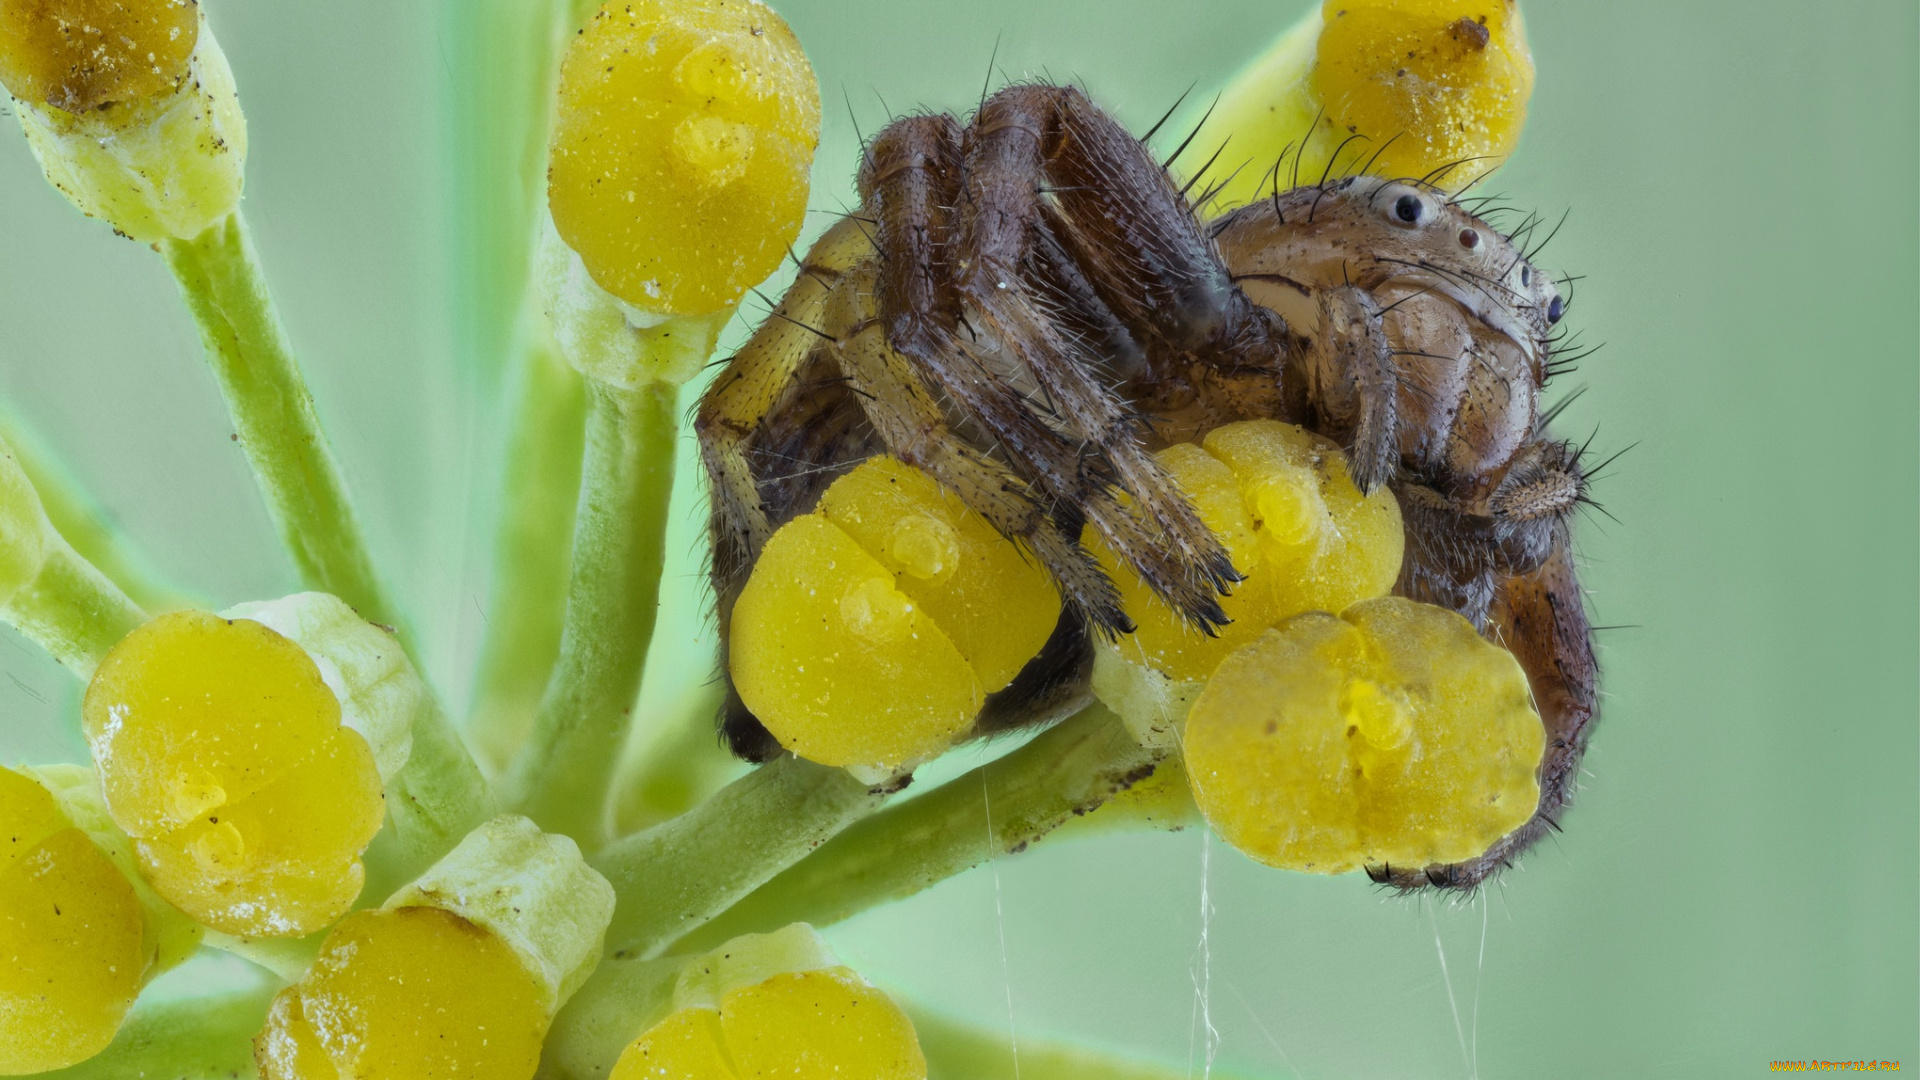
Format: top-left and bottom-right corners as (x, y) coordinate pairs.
(670, 922), (841, 1013)
(14, 12), (246, 244)
(1089, 640), (1204, 751)
(222, 592), (419, 781)
(387, 814), (615, 1015)
(536, 214), (728, 389)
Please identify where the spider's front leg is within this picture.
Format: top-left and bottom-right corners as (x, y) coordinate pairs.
(944, 84), (1252, 630)
(1304, 284), (1402, 493)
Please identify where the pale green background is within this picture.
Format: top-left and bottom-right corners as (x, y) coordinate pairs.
(0, 1), (1914, 1077)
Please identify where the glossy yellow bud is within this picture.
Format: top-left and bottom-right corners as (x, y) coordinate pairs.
(82, 609), (385, 937)
(1089, 420), (1401, 744)
(0, 766), (146, 1075)
(1183, 596), (1543, 875)
(549, 0), (820, 317)
(9, 4), (245, 243)
(0, 0), (199, 113)
(1179, 0), (1533, 207)
(254, 906), (548, 1080)
(613, 925), (925, 1080)
(730, 457), (1060, 775)
(1313, 0), (1533, 183)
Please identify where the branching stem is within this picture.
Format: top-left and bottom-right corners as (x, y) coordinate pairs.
(671, 706), (1165, 955)
(593, 753), (889, 960)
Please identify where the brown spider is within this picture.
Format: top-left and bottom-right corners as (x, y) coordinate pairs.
(694, 82), (1598, 890)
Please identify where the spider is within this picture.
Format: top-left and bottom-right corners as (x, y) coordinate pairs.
(694, 81), (1597, 890)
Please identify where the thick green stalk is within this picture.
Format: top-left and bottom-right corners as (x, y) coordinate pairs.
(160, 212), (398, 630)
(469, 327), (588, 773)
(593, 754), (889, 961)
(39, 984), (273, 1079)
(538, 954), (684, 1080)
(908, 1004), (1276, 1080)
(3, 535), (145, 678)
(671, 707), (1163, 955)
(0, 411), (194, 612)
(362, 695), (499, 901)
(507, 379), (678, 844)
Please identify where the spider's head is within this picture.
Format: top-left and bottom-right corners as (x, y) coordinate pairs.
(1216, 175), (1565, 371)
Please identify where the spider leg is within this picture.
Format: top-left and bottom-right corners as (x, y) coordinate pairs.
(1488, 433), (1587, 574)
(948, 84), (1241, 630)
(1377, 527), (1597, 890)
(861, 112), (1219, 632)
(1311, 285), (1402, 492)
(828, 262), (1130, 633)
(1391, 481), (1499, 630)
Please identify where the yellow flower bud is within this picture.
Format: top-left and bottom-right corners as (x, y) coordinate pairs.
(0, 765), (147, 1074)
(1181, 0), (1533, 207)
(0, 0), (198, 112)
(254, 906), (548, 1080)
(729, 456), (1060, 776)
(612, 924), (926, 1080)
(1183, 596), (1543, 875)
(254, 817), (610, 1080)
(1089, 420), (1402, 744)
(548, 0), (820, 317)
(82, 608), (386, 937)
(7, 3), (245, 242)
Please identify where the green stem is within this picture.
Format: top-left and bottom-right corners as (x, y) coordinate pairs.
(470, 324), (588, 773)
(2, 535), (145, 678)
(538, 954), (685, 1080)
(671, 707), (1163, 955)
(362, 695), (499, 901)
(160, 212), (398, 630)
(607, 680), (741, 836)
(907, 1003), (1278, 1080)
(441, 0), (570, 390)
(39, 983), (274, 1079)
(0, 410), (195, 612)
(506, 378), (677, 845)
(593, 754), (889, 961)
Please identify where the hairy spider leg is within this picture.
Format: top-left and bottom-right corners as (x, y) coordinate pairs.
(893, 84), (1260, 632)
(1375, 534), (1596, 891)
(857, 112), (1205, 635)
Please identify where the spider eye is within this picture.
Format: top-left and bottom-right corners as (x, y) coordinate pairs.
(1546, 295), (1565, 323)
(1458, 228), (1479, 249)
(1393, 194), (1423, 224)
(1520, 265), (1531, 286)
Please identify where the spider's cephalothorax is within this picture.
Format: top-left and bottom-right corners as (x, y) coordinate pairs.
(696, 82), (1597, 890)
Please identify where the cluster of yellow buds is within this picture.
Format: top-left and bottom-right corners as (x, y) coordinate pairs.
(1089, 420), (1405, 746)
(1082, 420), (1542, 873)
(611, 923), (926, 1080)
(0, 0), (1561, 1072)
(729, 456), (1061, 776)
